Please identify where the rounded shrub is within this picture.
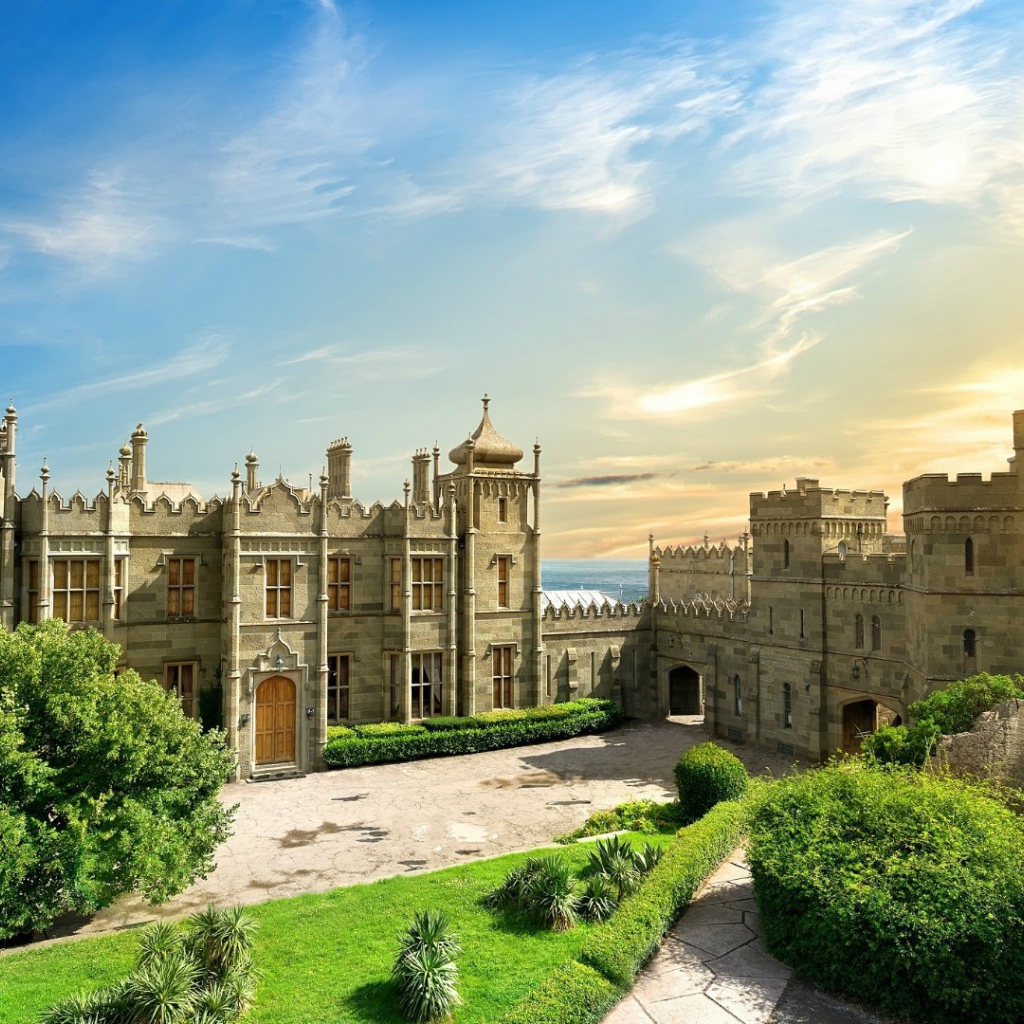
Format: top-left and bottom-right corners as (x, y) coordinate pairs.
(674, 743), (748, 822)
(746, 761), (1024, 1024)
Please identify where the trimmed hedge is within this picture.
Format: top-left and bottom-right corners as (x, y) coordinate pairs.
(323, 699), (623, 768)
(579, 798), (747, 986)
(496, 961), (623, 1024)
(674, 742), (748, 822)
(354, 722), (426, 738)
(747, 761), (1024, 1024)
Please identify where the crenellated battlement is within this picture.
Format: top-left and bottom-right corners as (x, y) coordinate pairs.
(542, 598), (646, 622)
(903, 471), (1022, 516)
(654, 541), (745, 564)
(751, 477), (887, 521)
(656, 596), (750, 621)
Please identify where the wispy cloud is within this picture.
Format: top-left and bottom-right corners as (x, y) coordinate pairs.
(148, 380), (278, 427)
(32, 335), (230, 412)
(283, 343), (440, 380)
(555, 473), (658, 488)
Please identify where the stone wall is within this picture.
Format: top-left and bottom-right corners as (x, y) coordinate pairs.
(934, 698), (1024, 790)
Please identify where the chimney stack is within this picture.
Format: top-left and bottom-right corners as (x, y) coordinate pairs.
(326, 438), (353, 500)
(130, 424), (148, 494)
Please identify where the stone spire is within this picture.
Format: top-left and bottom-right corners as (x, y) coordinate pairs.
(448, 396), (524, 470)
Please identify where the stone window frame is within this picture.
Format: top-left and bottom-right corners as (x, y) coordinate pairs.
(410, 650), (444, 719)
(411, 556), (444, 613)
(782, 683), (793, 730)
(165, 660), (199, 720)
(264, 556), (294, 619)
(52, 557), (102, 624)
(871, 615), (882, 652)
(327, 652), (352, 722)
(327, 555), (352, 613)
(498, 496), (508, 523)
(733, 674), (743, 717)
(166, 555), (197, 619)
(855, 613), (865, 649)
(964, 537), (974, 577)
(491, 644), (515, 709)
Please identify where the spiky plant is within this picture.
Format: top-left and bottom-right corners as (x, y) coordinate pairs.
(392, 944), (462, 1023)
(188, 904), (258, 978)
(578, 873), (618, 923)
(484, 860), (542, 912)
(636, 841), (664, 875)
(587, 837), (641, 900)
(395, 909), (462, 961)
(193, 981), (236, 1022)
(136, 922), (184, 971)
(526, 855), (581, 931)
(125, 952), (200, 1024)
(36, 989), (108, 1024)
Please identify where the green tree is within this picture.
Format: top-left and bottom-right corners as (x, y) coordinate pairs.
(0, 620), (235, 939)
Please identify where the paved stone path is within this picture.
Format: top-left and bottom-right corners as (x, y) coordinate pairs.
(604, 851), (886, 1024)
(38, 718), (794, 943)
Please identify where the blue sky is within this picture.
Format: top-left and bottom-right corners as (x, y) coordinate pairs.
(3, 0), (1024, 556)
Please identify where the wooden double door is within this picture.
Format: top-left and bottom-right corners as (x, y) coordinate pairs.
(255, 675), (297, 765)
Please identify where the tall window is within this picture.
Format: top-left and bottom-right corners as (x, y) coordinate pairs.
(965, 537), (974, 576)
(53, 558), (100, 623)
(768, 606), (774, 635)
(855, 613), (864, 649)
(389, 557), (402, 612)
(165, 662), (196, 718)
(113, 558), (124, 620)
(410, 652), (443, 718)
(871, 615), (882, 651)
(167, 556), (196, 617)
(783, 683), (793, 729)
(496, 555), (511, 608)
(387, 652), (401, 719)
(328, 556), (352, 612)
(799, 608), (805, 639)
(963, 628), (977, 660)
(327, 654), (350, 721)
(498, 496), (508, 523)
(26, 559), (39, 624)
(265, 558), (292, 618)
(411, 557), (444, 611)
(492, 645), (514, 708)
(784, 538), (790, 569)
(733, 675), (743, 716)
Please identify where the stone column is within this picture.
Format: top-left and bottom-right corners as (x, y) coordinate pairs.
(224, 469), (242, 780)
(39, 463), (51, 622)
(315, 474), (330, 764)
(401, 480), (412, 723)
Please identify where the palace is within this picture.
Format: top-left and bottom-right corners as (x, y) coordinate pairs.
(1, 398), (1022, 778)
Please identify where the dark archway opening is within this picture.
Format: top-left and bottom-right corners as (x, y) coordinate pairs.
(669, 666), (701, 716)
(842, 699), (902, 754)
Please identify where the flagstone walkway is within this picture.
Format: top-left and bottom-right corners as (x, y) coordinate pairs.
(604, 851), (887, 1024)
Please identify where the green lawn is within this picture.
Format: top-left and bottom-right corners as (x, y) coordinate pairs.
(0, 833), (670, 1024)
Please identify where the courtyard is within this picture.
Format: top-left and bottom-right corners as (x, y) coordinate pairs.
(42, 717), (794, 944)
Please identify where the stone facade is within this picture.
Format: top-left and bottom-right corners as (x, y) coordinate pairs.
(3, 399), (1024, 777)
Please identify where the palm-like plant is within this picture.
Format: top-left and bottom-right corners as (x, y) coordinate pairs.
(484, 857), (547, 912)
(636, 841), (664, 875)
(126, 952), (200, 1024)
(188, 904), (258, 978)
(587, 836), (641, 901)
(393, 944), (462, 1023)
(393, 910), (461, 1023)
(578, 873), (618, 922)
(136, 921), (184, 971)
(527, 855), (581, 931)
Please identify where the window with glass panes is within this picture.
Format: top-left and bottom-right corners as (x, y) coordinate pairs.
(26, 559), (39, 624)
(410, 651), (443, 718)
(411, 557), (443, 611)
(492, 645), (514, 708)
(167, 557), (196, 617)
(496, 555), (511, 608)
(327, 654), (351, 721)
(389, 557), (401, 612)
(113, 558), (124, 619)
(165, 662), (197, 718)
(265, 558), (292, 618)
(387, 652), (401, 719)
(52, 558), (101, 623)
(328, 556), (352, 612)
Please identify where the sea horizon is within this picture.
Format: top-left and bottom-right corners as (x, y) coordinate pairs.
(542, 558), (648, 603)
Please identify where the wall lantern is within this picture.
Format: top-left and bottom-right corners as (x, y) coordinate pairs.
(305, 707), (315, 719)
(275, 654), (284, 670)
(240, 713), (251, 726)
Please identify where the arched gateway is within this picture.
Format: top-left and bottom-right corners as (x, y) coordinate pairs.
(669, 665), (702, 716)
(255, 675), (297, 765)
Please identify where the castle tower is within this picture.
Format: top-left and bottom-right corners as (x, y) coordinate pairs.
(326, 438), (352, 500)
(130, 424), (148, 495)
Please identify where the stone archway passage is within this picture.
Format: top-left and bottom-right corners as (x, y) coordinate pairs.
(256, 675), (297, 765)
(842, 699), (877, 754)
(669, 666), (701, 715)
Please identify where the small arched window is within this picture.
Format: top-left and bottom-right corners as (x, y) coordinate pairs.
(733, 675), (743, 716)
(871, 615), (881, 651)
(782, 683), (793, 729)
(837, 541), (847, 563)
(855, 613), (864, 649)
(784, 538), (790, 569)
(963, 628), (977, 659)
(965, 537), (974, 576)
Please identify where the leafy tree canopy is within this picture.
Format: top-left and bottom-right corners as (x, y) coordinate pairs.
(0, 620), (235, 940)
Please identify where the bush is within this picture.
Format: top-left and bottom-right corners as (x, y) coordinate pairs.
(674, 743), (748, 822)
(861, 721), (940, 767)
(746, 761), (1024, 1024)
(580, 799), (747, 986)
(327, 725), (357, 740)
(495, 960), (623, 1024)
(0, 621), (235, 939)
(41, 904), (258, 1024)
(527, 855), (582, 931)
(911, 672), (1024, 735)
(557, 799), (684, 843)
(323, 701), (623, 769)
(392, 910), (461, 1024)
(355, 722), (427, 738)
(420, 716), (480, 732)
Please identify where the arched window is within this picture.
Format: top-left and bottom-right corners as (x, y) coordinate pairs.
(963, 629), (977, 659)
(782, 683), (793, 729)
(965, 537), (974, 576)
(733, 675), (743, 716)
(784, 538), (790, 569)
(871, 615), (881, 651)
(855, 613), (864, 649)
